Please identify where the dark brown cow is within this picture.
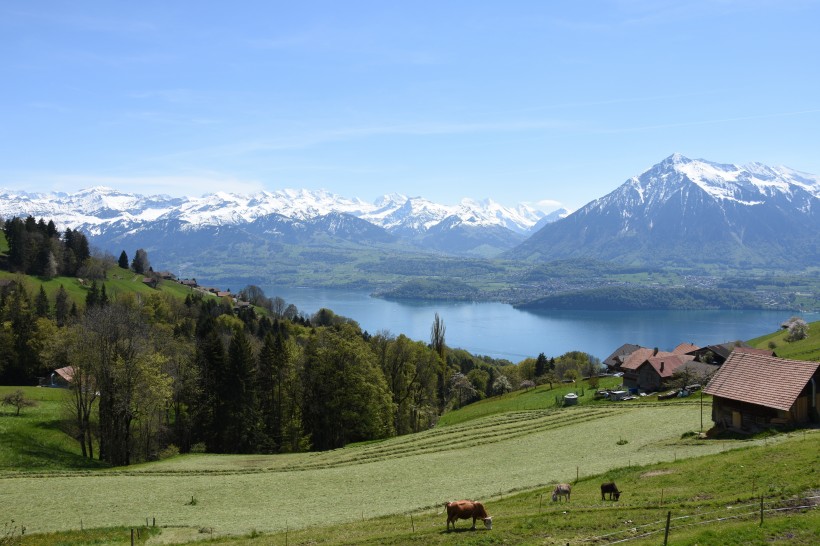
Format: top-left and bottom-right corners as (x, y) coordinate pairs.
(444, 500), (492, 531)
(601, 482), (621, 501)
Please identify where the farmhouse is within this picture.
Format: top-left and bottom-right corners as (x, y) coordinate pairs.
(685, 341), (761, 364)
(39, 365), (74, 388)
(704, 352), (820, 432)
(622, 352), (696, 392)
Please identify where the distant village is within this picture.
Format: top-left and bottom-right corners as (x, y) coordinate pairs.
(601, 341), (819, 435)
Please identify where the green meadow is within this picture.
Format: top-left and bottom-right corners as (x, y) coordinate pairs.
(4, 383), (813, 544)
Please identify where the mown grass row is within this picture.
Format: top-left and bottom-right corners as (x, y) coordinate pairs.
(3, 401), (778, 537)
(11, 430), (816, 545)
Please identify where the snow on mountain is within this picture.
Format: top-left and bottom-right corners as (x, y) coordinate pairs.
(0, 185), (553, 256)
(359, 195), (546, 235)
(508, 153), (820, 267)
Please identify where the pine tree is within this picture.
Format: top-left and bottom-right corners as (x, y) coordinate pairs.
(535, 352), (548, 377)
(224, 327), (259, 453)
(55, 285), (69, 326)
(85, 280), (99, 310)
(35, 285), (50, 318)
(99, 283), (109, 307)
(118, 251), (129, 269)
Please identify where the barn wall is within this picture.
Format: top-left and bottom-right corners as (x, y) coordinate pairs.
(711, 397), (785, 431)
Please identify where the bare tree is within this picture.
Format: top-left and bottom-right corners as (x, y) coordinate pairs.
(1, 390), (36, 416)
(430, 312), (446, 360)
(131, 249), (150, 275)
(430, 313), (448, 413)
(42, 328), (97, 457)
(271, 296), (286, 318)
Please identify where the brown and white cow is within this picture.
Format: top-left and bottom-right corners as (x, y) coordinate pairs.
(444, 500), (492, 531)
(552, 483), (571, 502)
(601, 482), (621, 501)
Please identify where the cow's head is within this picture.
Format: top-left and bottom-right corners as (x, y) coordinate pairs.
(483, 516), (493, 530)
(614, 491), (621, 501)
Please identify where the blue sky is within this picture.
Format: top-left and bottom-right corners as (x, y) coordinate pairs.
(2, 1), (819, 211)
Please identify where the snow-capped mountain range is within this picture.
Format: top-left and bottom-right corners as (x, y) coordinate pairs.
(0, 186), (567, 258)
(509, 153), (820, 267)
(0, 187), (554, 234)
(2, 153), (818, 271)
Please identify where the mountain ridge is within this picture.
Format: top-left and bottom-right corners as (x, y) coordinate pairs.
(507, 153), (820, 268)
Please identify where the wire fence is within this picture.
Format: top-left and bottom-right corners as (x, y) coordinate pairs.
(576, 494), (820, 545)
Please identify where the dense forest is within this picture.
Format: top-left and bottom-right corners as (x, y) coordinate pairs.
(0, 215), (600, 466)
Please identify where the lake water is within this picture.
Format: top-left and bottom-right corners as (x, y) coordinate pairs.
(249, 286), (818, 362)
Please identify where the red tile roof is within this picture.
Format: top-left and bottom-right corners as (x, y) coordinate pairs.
(731, 346), (776, 357)
(703, 353), (819, 411)
(55, 366), (75, 383)
(673, 343), (699, 354)
(644, 354), (696, 378)
(621, 348), (676, 371)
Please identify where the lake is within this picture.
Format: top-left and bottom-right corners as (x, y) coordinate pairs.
(243, 286), (819, 362)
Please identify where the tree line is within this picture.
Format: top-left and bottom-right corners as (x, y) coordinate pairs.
(1, 216), (602, 466)
(2, 216), (91, 278)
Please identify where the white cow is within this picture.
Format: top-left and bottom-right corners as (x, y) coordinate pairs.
(552, 483), (571, 502)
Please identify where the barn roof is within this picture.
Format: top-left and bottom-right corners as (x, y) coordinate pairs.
(642, 354), (696, 378)
(703, 352), (819, 411)
(620, 348), (676, 371)
(54, 366), (75, 383)
(603, 343), (642, 368)
(673, 343), (700, 354)
(731, 346), (777, 357)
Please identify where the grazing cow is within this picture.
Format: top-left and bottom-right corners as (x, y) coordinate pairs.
(444, 500), (492, 531)
(601, 482), (621, 501)
(551, 483), (571, 502)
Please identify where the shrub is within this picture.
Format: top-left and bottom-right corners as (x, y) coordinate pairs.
(1, 390), (36, 416)
(158, 444), (180, 460)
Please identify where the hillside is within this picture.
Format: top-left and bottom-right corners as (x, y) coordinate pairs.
(749, 319), (820, 361)
(2, 384), (817, 544)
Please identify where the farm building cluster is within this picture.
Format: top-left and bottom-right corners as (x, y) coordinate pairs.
(603, 341), (820, 433)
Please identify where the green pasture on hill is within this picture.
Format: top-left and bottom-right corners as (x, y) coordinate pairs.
(0, 386), (107, 471)
(749, 320), (820, 361)
(439, 376), (623, 426)
(0, 267), (196, 309)
(2, 397), (799, 539)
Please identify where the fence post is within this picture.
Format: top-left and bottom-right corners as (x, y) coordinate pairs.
(663, 510), (671, 546)
(411, 514), (415, 533)
(760, 495), (764, 526)
(131, 528), (135, 546)
(539, 494), (543, 512)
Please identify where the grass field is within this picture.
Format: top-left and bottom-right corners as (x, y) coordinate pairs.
(0, 386), (106, 472)
(748, 320), (820, 361)
(2, 388), (800, 540)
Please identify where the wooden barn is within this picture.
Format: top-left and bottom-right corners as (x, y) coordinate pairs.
(39, 366), (74, 388)
(704, 352), (820, 432)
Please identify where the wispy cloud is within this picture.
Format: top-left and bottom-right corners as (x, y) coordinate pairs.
(154, 118), (579, 162)
(598, 108), (820, 134)
(8, 172), (264, 198)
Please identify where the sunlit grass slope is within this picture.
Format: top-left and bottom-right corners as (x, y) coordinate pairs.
(749, 320), (820, 361)
(4, 398), (794, 538)
(0, 386), (106, 471)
